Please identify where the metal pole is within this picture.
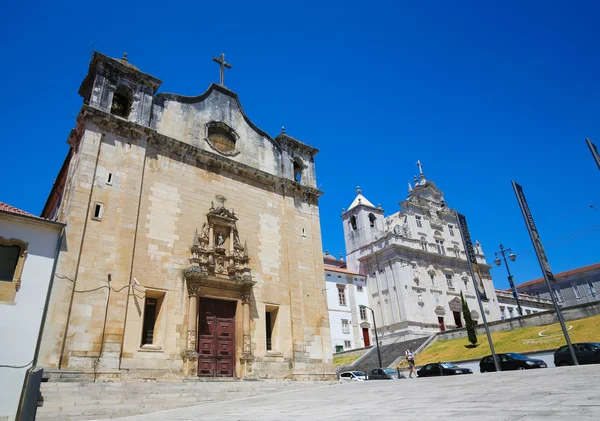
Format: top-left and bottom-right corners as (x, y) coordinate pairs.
(455, 211), (501, 372)
(499, 245), (523, 316)
(366, 306), (382, 368)
(512, 181), (578, 365)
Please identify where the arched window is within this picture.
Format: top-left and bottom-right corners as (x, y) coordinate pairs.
(420, 236), (427, 252)
(349, 216), (357, 230)
(368, 213), (376, 228)
(110, 85), (133, 118)
(293, 158), (303, 183)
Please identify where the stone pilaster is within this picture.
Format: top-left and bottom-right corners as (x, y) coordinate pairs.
(241, 291), (254, 378)
(183, 281), (201, 377)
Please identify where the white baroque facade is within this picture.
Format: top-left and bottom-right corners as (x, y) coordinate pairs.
(323, 252), (372, 353)
(342, 164), (502, 342)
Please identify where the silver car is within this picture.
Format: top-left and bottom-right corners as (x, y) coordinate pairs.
(339, 371), (367, 381)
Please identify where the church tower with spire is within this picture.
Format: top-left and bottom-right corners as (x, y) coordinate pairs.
(341, 186), (385, 270)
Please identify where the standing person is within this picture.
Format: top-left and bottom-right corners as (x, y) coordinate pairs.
(406, 346), (415, 378)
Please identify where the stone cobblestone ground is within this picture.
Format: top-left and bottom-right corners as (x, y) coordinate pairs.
(98, 365), (600, 421)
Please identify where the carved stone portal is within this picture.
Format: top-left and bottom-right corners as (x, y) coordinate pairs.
(184, 203), (254, 289)
(183, 201), (255, 378)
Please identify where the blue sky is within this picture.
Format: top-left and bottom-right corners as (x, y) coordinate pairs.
(1, 1), (599, 290)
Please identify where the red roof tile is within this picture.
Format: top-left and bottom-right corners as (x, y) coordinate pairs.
(0, 201), (39, 218)
(324, 265), (364, 276)
(517, 262), (600, 288)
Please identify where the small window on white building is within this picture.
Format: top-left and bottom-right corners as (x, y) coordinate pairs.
(573, 284), (582, 299)
(338, 286), (347, 306)
(344, 340), (352, 348)
(445, 274), (454, 290)
(341, 319), (350, 334)
(415, 215), (422, 228)
(357, 285), (363, 292)
(435, 239), (445, 255)
(448, 224), (455, 236)
(553, 288), (564, 303)
(429, 272), (435, 285)
(360, 306), (367, 320)
(420, 236), (427, 252)
(526, 309), (531, 315)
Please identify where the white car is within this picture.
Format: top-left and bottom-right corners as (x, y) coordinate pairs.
(339, 371), (367, 381)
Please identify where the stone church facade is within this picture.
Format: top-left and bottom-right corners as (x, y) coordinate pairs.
(38, 52), (334, 380)
(342, 166), (502, 343)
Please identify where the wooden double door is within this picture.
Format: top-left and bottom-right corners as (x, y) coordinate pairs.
(198, 298), (236, 377)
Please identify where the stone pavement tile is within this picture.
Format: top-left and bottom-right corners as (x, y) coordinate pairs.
(94, 365), (600, 421)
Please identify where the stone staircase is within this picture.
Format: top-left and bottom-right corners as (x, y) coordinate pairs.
(349, 336), (430, 373)
(36, 380), (336, 421)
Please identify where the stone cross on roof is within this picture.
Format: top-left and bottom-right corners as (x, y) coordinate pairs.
(212, 53), (232, 86)
(416, 160), (424, 174)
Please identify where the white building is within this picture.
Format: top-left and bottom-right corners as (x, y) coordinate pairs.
(342, 163), (501, 342)
(495, 290), (553, 319)
(0, 202), (63, 420)
(324, 252), (372, 353)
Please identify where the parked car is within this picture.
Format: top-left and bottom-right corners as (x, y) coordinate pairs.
(417, 362), (473, 377)
(480, 353), (547, 372)
(417, 362), (472, 377)
(367, 368), (406, 380)
(554, 342), (600, 366)
(338, 371), (367, 381)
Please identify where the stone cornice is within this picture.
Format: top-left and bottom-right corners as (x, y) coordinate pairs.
(79, 52), (162, 101)
(275, 133), (319, 156)
(78, 105), (323, 201)
(355, 235), (492, 271)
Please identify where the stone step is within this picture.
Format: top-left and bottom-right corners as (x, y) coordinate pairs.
(36, 380), (334, 421)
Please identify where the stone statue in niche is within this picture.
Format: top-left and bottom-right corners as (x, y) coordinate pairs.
(216, 233), (225, 247)
(201, 223), (210, 240)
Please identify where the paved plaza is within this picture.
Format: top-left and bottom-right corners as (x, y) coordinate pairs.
(100, 365), (600, 421)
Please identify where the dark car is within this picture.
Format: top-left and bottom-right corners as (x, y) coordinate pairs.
(480, 353), (547, 372)
(417, 362), (473, 377)
(554, 342), (600, 366)
(367, 368), (406, 380)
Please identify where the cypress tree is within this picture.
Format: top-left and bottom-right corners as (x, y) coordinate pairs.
(461, 291), (478, 346)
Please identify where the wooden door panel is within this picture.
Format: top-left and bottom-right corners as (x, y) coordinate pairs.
(217, 340), (233, 357)
(216, 358), (233, 377)
(217, 318), (234, 338)
(198, 338), (215, 356)
(198, 359), (215, 376)
(197, 299), (236, 377)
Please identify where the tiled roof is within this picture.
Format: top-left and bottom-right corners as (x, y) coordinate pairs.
(324, 265), (364, 277)
(517, 262), (600, 288)
(0, 201), (40, 218)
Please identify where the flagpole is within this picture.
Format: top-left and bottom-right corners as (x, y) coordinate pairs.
(455, 211), (501, 372)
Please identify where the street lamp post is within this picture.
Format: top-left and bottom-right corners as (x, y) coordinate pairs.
(364, 306), (382, 368)
(494, 244), (523, 316)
